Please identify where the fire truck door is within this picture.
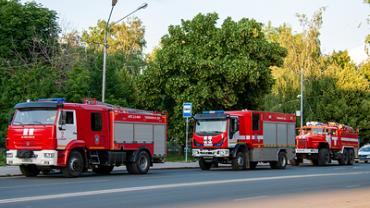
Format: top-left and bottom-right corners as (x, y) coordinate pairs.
(57, 110), (77, 149)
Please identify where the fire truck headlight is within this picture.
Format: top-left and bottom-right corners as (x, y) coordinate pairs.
(6, 152), (13, 158)
(44, 153), (55, 158)
(218, 149), (229, 156)
(192, 149), (200, 155)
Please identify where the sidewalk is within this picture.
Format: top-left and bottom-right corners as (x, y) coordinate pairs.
(0, 162), (199, 177)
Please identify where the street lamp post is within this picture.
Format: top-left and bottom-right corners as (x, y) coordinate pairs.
(102, 1), (148, 102)
(300, 67), (304, 128)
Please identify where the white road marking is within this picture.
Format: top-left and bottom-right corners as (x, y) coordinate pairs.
(0, 179), (110, 189)
(233, 195), (268, 201)
(345, 185), (361, 189)
(1, 171), (370, 204)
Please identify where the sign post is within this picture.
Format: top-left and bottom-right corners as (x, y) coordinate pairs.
(183, 102), (192, 162)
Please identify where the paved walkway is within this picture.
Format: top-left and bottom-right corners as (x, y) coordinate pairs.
(0, 162), (199, 177)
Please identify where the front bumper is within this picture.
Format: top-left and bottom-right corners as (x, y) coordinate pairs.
(358, 155), (370, 161)
(295, 148), (319, 154)
(6, 150), (58, 166)
(192, 149), (230, 157)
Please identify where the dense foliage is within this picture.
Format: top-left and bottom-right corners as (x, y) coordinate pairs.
(263, 9), (370, 143)
(0, 1), (368, 148)
(137, 13), (287, 144)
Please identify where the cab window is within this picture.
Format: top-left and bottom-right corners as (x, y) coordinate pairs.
(91, 112), (102, 131)
(252, 113), (260, 131)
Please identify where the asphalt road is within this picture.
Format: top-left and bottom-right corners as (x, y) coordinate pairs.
(1, 163), (370, 208)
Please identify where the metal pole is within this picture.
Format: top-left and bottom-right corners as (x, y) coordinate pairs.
(300, 67), (304, 127)
(102, 3), (148, 102)
(185, 117), (189, 162)
(102, 6), (115, 103)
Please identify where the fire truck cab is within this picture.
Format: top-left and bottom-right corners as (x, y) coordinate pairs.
(294, 121), (359, 166)
(6, 98), (167, 177)
(192, 110), (296, 170)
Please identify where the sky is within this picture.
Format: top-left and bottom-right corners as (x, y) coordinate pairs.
(24, 0), (370, 64)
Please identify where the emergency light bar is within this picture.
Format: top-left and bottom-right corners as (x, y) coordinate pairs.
(306, 121), (324, 126)
(37, 98), (65, 103)
(202, 110), (224, 114)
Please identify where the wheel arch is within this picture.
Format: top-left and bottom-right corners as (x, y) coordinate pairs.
(231, 144), (249, 158)
(129, 147), (153, 166)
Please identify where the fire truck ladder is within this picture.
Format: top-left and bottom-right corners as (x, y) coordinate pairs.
(89, 151), (100, 165)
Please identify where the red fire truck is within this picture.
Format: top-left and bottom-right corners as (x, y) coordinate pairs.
(192, 110), (296, 170)
(294, 122), (359, 166)
(6, 98), (167, 177)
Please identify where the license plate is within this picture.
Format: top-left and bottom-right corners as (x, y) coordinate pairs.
(22, 158), (32, 162)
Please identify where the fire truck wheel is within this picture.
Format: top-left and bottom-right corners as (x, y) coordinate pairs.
(347, 149), (355, 165)
(199, 158), (212, 170)
(311, 159), (319, 166)
(250, 162), (258, 170)
(126, 163), (135, 174)
(290, 158), (301, 166)
(128, 151), (150, 174)
(270, 151), (287, 169)
(41, 170), (51, 175)
(232, 151), (247, 170)
(63, 151), (84, 178)
(20, 165), (40, 177)
(93, 165), (114, 175)
(339, 149), (349, 165)
(318, 148), (330, 166)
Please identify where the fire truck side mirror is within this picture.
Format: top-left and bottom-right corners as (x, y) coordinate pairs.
(8, 112), (15, 125)
(58, 111), (66, 130)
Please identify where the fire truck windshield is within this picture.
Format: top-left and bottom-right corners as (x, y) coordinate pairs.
(195, 119), (226, 136)
(300, 128), (324, 135)
(12, 109), (57, 125)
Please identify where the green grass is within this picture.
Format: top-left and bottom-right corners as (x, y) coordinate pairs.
(166, 153), (196, 162)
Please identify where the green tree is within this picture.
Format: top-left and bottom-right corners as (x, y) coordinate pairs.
(0, 0), (60, 145)
(263, 9), (370, 143)
(0, 0), (59, 61)
(138, 13), (286, 145)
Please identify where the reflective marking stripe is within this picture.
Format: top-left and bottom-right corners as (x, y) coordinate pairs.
(22, 128), (34, 136)
(341, 138), (358, 142)
(29, 128), (34, 136)
(23, 129), (28, 136)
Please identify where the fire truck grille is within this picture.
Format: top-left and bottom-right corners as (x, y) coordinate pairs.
(297, 139), (307, 147)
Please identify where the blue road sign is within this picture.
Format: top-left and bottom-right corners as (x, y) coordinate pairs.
(183, 102), (192, 118)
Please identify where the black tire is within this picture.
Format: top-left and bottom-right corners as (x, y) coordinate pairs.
(365, 161), (368, 164)
(347, 149), (355, 165)
(339, 149), (349, 165)
(232, 151), (247, 170)
(199, 158), (212, 170)
(20, 165), (40, 177)
(41, 170), (51, 175)
(127, 151), (151, 174)
(250, 162), (258, 170)
(290, 158), (302, 166)
(318, 148), (330, 166)
(126, 162), (135, 174)
(93, 165), (114, 175)
(270, 151), (287, 169)
(62, 150), (84, 178)
(311, 159), (319, 166)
